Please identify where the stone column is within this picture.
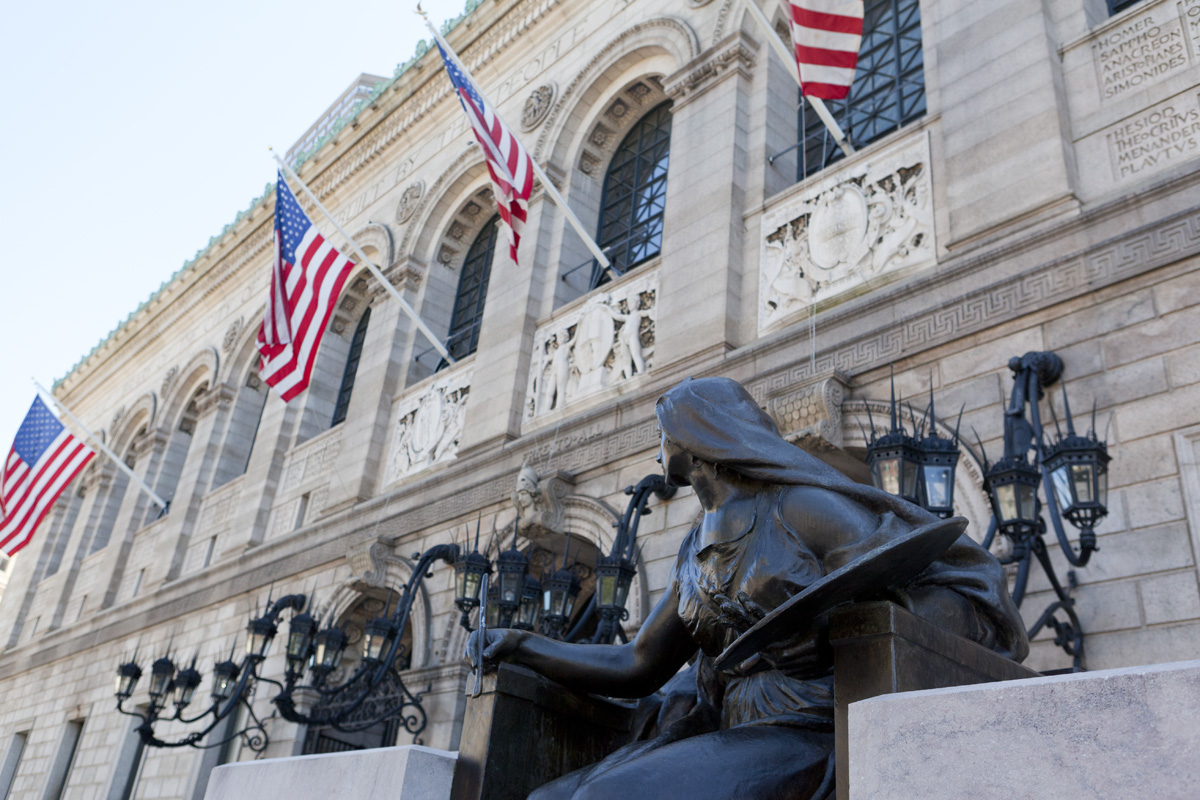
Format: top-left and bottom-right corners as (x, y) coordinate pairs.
(654, 31), (759, 370)
(164, 383), (236, 579)
(456, 178), (559, 454)
(933, 0), (1079, 244)
(321, 271), (419, 513)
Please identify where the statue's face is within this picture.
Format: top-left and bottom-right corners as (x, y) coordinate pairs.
(656, 432), (692, 487)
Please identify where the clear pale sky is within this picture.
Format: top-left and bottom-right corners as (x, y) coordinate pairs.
(0, 0), (466, 455)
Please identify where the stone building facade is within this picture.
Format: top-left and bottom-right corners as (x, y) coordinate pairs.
(2, 0), (1200, 798)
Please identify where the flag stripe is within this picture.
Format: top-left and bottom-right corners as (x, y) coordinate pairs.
(795, 45), (860, 68)
(791, 6), (864, 33)
(790, 0), (864, 100)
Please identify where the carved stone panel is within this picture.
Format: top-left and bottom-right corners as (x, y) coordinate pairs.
(385, 366), (472, 485)
(395, 182), (424, 224)
(758, 132), (936, 334)
(521, 83), (556, 131)
(524, 271), (658, 421)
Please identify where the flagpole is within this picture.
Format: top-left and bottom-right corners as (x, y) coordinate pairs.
(418, 10), (614, 273)
(744, 0), (855, 157)
(32, 380), (169, 510)
(270, 152), (456, 365)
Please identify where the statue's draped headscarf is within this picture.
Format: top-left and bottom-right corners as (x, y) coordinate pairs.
(656, 377), (1030, 662)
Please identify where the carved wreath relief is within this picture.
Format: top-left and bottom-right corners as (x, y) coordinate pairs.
(385, 366), (472, 484)
(759, 133), (936, 333)
(521, 83), (556, 131)
(525, 272), (658, 420)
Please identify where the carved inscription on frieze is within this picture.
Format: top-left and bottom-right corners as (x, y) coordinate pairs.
(1092, 6), (1191, 102)
(758, 132), (935, 334)
(1182, 0), (1200, 58)
(1106, 93), (1200, 180)
(525, 271), (658, 421)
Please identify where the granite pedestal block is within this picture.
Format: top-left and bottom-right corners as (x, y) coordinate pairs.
(848, 659), (1200, 799)
(830, 601), (1040, 800)
(449, 663), (635, 800)
(203, 745), (457, 800)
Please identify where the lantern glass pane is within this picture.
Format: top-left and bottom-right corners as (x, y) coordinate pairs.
(500, 572), (521, 604)
(876, 458), (900, 495)
(615, 579), (632, 609)
(1051, 465), (1071, 510)
(486, 600), (501, 628)
(149, 672), (170, 698)
(1018, 483), (1038, 520)
(174, 683), (196, 707)
(214, 675), (233, 700)
(549, 589), (566, 617)
(363, 632), (382, 661)
(463, 572), (481, 603)
(455, 570), (467, 600)
(995, 484), (1017, 522)
(518, 600), (539, 628)
(1071, 464), (1094, 504)
(902, 460), (919, 498)
(563, 593), (576, 619)
(1098, 469), (1108, 506)
(598, 575), (617, 607)
(287, 631), (308, 658)
(923, 465), (952, 508)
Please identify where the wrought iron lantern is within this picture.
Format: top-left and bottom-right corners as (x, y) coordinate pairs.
(171, 662), (203, 710)
(210, 659), (239, 702)
(1042, 387), (1109, 551)
(865, 381), (923, 506)
(244, 614), (277, 662)
(986, 454), (1042, 539)
(311, 626), (348, 678)
(495, 520), (530, 630)
(147, 656), (175, 704)
(453, 517), (492, 628)
(361, 613), (396, 664)
(285, 609), (318, 677)
(116, 544), (463, 751)
(115, 661), (142, 700)
(514, 574), (542, 631)
(541, 565), (580, 636)
(866, 351), (1109, 672)
(595, 554), (636, 613)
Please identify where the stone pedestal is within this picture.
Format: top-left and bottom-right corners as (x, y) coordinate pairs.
(203, 745), (457, 800)
(847, 659), (1200, 800)
(449, 663), (635, 800)
(830, 601), (1039, 800)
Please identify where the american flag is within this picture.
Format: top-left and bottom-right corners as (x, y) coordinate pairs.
(257, 172), (358, 401)
(789, 0), (865, 99)
(435, 41), (534, 266)
(0, 396), (96, 557)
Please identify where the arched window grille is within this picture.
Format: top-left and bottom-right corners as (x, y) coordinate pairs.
(331, 307), (371, 427)
(592, 102), (673, 289)
(798, 0), (925, 180)
(445, 215), (499, 362)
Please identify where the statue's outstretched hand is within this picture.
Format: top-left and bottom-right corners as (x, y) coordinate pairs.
(464, 628), (524, 673)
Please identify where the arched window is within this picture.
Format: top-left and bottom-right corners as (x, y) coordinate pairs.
(593, 102), (673, 288)
(445, 216), (498, 362)
(798, 0), (925, 179)
(331, 307), (371, 427)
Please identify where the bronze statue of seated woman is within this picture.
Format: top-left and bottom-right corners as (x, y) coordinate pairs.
(469, 377), (1028, 800)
